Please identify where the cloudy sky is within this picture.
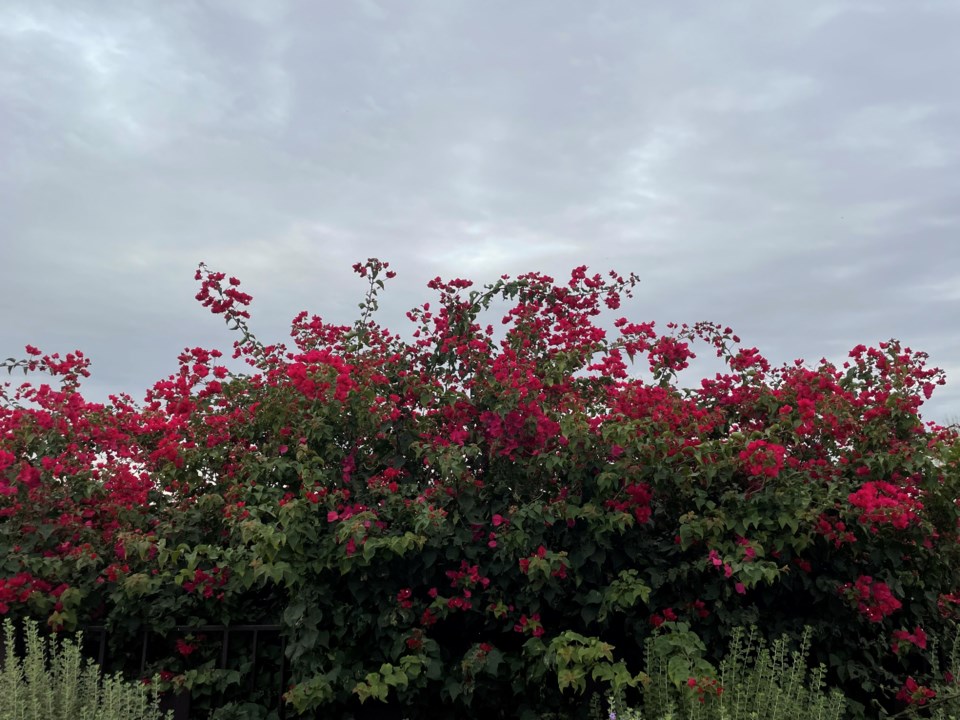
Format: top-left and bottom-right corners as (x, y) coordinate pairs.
(2, 1), (958, 424)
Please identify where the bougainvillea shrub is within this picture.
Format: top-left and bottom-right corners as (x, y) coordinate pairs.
(1, 259), (959, 718)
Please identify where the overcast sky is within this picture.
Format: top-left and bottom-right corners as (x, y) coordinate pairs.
(2, 0), (958, 424)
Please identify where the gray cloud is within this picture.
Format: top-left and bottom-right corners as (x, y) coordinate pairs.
(2, 0), (958, 423)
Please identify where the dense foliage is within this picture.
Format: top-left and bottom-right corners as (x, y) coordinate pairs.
(1, 259), (958, 718)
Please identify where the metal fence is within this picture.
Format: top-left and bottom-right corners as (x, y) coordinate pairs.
(3, 621), (287, 720)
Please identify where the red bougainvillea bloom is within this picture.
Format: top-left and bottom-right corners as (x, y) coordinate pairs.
(848, 481), (923, 530)
(839, 575), (902, 622)
(897, 677), (936, 706)
(738, 440), (786, 478)
(175, 638), (197, 657)
(892, 626), (927, 655)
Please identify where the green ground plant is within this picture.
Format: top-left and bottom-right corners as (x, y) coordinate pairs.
(0, 617), (170, 720)
(601, 623), (960, 720)
(604, 626), (846, 720)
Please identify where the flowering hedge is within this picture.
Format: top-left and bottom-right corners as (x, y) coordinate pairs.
(1, 259), (959, 718)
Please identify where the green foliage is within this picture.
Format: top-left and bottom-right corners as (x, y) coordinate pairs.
(0, 617), (170, 720)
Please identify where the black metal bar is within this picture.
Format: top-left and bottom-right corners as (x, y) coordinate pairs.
(77, 622), (286, 714)
(84, 624), (281, 632)
(279, 635), (287, 720)
(97, 628), (106, 667)
(248, 629), (259, 691)
(219, 627), (229, 669)
(172, 624), (282, 632)
(139, 629), (148, 675)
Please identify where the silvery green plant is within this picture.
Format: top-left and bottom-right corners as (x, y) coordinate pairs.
(603, 627), (846, 720)
(0, 618), (170, 720)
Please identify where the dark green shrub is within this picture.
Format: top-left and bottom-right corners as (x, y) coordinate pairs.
(1, 259), (958, 717)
